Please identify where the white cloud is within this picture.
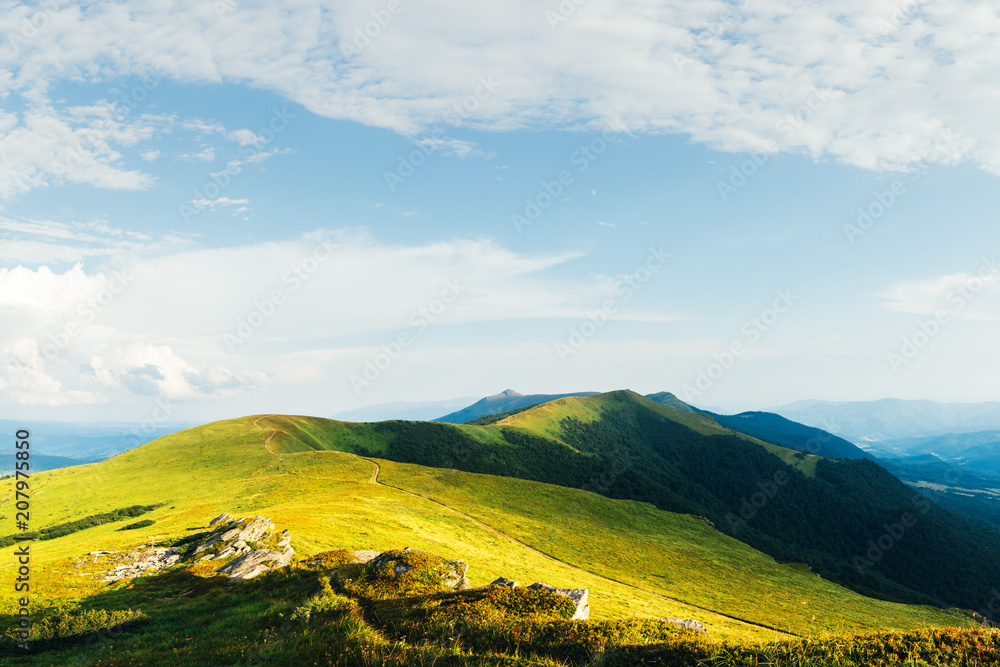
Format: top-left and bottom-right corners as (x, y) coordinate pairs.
(0, 103), (158, 199)
(227, 128), (263, 146)
(187, 196), (250, 212)
(0, 262), (270, 405)
(0, 0), (998, 176)
(177, 147), (216, 162)
(0, 215), (158, 263)
(91, 342), (269, 399)
(414, 137), (489, 159)
(219, 147), (290, 175)
(877, 264), (1000, 320)
(140, 148), (161, 161)
(181, 119), (227, 135)
(0, 229), (682, 409)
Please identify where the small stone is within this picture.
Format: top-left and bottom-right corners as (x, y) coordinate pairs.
(489, 577), (518, 588)
(660, 618), (708, 634)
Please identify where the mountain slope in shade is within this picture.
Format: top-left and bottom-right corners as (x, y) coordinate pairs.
(708, 412), (872, 461)
(434, 389), (600, 423)
(642, 393), (870, 460)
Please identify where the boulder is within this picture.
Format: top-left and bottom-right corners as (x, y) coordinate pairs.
(660, 618), (707, 634)
(217, 545), (294, 581)
(101, 515), (292, 582)
(528, 582), (590, 620)
(351, 550), (380, 564)
(489, 577), (518, 588)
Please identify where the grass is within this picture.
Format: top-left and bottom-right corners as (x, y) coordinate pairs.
(0, 409), (985, 664)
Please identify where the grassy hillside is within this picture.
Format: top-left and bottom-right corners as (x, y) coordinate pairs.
(249, 392), (1000, 612)
(0, 412), (981, 664)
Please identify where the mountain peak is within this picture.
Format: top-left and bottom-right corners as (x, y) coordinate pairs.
(488, 389), (523, 400)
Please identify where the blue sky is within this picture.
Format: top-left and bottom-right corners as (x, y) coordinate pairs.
(2, 0), (999, 423)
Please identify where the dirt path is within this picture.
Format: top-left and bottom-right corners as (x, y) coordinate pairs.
(252, 416), (279, 455)
(358, 456), (797, 638)
(367, 458), (380, 484)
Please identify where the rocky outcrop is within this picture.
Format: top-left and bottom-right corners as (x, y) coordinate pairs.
(103, 547), (181, 581)
(102, 515), (293, 582)
(528, 582), (590, 620)
(216, 546), (294, 580)
(660, 618), (707, 634)
(194, 516), (275, 561)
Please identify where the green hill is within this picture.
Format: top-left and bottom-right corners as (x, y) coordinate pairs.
(247, 391), (1000, 613)
(0, 406), (988, 664)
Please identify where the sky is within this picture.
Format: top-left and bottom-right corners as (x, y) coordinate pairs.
(1, 0), (1000, 424)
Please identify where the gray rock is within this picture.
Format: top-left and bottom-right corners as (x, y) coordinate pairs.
(528, 582), (590, 620)
(352, 550), (380, 563)
(217, 545), (295, 580)
(660, 618), (707, 634)
(193, 532), (223, 555)
(443, 560), (469, 590)
(490, 577), (518, 588)
(102, 515), (291, 582)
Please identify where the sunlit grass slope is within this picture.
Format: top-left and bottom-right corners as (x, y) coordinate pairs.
(0, 413), (970, 650)
(0, 416), (773, 642)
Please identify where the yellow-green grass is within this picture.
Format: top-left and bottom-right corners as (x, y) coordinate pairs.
(0, 416), (768, 642)
(377, 460), (964, 637)
(0, 414), (971, 648)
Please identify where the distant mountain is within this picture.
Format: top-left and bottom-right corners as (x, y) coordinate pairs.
(872, 430), (1000, 467)
(434, 389), (599, 423)
(643, 391), (698, 412)
(0, 452), (103, 476)
(0, 419), (192, 460)
(765, 401), (1000, 530)
(332, 396), (479, 422)
(643, 393), (870, 460)
(709, 412), (872, 461)
(770, 398), (1000, 443)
